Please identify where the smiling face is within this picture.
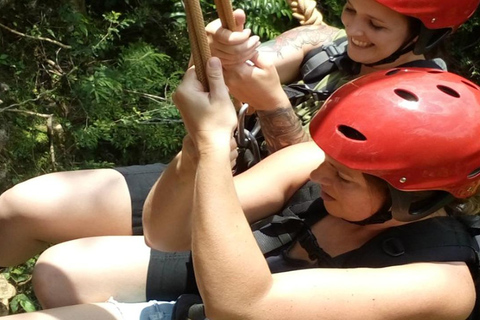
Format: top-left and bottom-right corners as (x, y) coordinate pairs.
(341, 0), (413, 65)
(310, 155), (389, 222)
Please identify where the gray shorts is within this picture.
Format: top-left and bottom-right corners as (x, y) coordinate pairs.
(114, 163), (167, 235)
(113, 164), (198, 301)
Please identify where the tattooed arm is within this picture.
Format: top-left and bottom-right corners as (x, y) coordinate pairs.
(206, 10), (339, 153)
(258, 24), (340, 84)
(221, 52), (310, 153)
(207, 9), (340, 85)
(257, 107), (310, 153)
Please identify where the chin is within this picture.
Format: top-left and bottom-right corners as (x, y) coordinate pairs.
(346, 49), (378, 65)
(346, 49), (367, 64)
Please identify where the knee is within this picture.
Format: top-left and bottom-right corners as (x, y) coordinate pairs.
(32, 246), (82, 309)
(0, 187), (17, 221)
(0, 180), (39, 223)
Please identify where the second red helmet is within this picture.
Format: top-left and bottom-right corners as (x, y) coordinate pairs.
(310, 68), (480, 200)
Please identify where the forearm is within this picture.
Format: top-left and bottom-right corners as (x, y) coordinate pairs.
(259, 24), (341, 84)
(192, 148), (272, 319)
(143, 151), (196, 251)
(257, 106), (310, 154)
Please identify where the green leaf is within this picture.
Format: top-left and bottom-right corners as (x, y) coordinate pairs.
(10, 294), (37, 313)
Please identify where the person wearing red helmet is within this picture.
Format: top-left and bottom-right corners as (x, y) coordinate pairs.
(3, 58), (480, 320)
(1, 0), (479, 312)
(143, 61), (480, 320)
(207, 0), (480, 153)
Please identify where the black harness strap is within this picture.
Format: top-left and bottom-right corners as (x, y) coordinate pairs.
(251, 181), (322, 256)
(301, 37), (347, 84)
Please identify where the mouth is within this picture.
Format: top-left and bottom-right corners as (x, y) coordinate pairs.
(350, 37), (373, 48)
(320, 189), (335, 201)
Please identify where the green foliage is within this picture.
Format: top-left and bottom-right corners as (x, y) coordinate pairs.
(0, 0), (190, 192)
(3, 258), (40, 314)
(318, 0), (344, 27)
(235, 0), (295, 40)
(447, 10), (480, 83)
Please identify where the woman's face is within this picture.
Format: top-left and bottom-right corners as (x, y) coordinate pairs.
(341, 0), (412, 65)
(310, 155), (389, 222)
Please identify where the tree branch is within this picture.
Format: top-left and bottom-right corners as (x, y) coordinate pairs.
(0, 89), (57, 113)
(0, 22), (71, 49)
(124, 89), (167, 102)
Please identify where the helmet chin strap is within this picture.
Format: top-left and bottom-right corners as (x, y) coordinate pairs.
(343, 199), (393, 226)
(389, 187), (455, 222)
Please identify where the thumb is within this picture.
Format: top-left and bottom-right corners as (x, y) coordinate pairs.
(249, 51), (267, 69)
(206, 57), (229, 98)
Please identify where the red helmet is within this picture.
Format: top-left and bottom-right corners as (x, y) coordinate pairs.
(376, 0), (479, 31)
(370, 0), (479, 56)
(310, 68), (480, 202)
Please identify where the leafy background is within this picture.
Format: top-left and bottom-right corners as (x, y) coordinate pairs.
(0, 0), (478, 315)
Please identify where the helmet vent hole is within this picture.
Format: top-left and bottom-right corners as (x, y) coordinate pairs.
(437, 85), (460, 98)
(394, 89), (418, 102)
(338, 125), (367, 141)
(461, 80), (479, 91)
(385, 69), (400, 76)
(468, 167), (480, 179)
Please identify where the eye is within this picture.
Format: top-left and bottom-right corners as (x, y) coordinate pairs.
(343, 6), (356, 14)
(370, 21), (384, 30)
(337, 172), (351, 183)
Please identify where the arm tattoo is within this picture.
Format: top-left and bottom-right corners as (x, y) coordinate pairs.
(257, 107), (310, 154)
(258, 25), (338, 60)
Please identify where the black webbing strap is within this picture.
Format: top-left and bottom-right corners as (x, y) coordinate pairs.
(252, 215), (304, 255)
(251, 181), (323, 256)
(172, 294), (205, 320)
(300, 36), (348, 86)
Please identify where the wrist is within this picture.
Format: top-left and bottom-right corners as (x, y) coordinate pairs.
(194, 133), (233, 156)
(250, 92), (291, 112)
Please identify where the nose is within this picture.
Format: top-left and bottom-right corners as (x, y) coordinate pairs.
(310, 162), (333, 185)
(344, 15), (365, 37)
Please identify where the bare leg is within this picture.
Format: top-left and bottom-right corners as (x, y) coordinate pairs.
(1, 303), (124, 320)
(32, 236), (151, 308)
(0, 169), (132, 266)
(1, 303), (123, 320)
(1, 300), (175, 320)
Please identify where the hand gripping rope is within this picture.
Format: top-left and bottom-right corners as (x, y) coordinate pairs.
(184, 0), (323, 172)
(184, 0), (262, 171)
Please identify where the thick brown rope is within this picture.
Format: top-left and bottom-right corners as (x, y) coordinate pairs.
(213, 0), (241, 31)
(287, 0), (324, 26)
(185, 0), (212, 90)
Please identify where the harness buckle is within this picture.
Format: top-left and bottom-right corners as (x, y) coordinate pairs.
(325, 44), (342, 61)
(382, 237), (405, 257)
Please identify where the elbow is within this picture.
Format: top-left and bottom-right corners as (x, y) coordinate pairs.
(142, 213), (168, 251)
(142, 230), (155, 249)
